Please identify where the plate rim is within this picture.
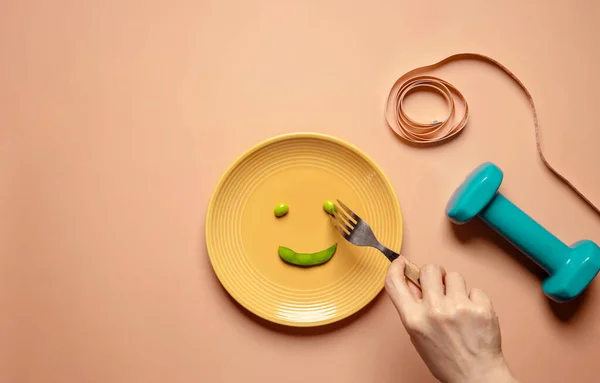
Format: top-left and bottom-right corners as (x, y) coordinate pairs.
(205, 132), (403, 327)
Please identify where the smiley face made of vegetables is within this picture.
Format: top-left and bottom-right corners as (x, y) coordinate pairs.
(274, 201), (338, 267)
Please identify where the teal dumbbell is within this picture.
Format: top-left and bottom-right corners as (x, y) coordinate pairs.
(446, 162), (600, 302)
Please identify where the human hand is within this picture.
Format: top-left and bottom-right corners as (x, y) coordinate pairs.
(385, 258), (517, 383)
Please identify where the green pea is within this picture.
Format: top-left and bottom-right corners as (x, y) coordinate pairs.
(274, 203), (289, 217)
(278, 243), (337, 267)
(322, 200), (336, 214)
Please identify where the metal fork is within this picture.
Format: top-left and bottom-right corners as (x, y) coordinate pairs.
(331, 199), (421, 287)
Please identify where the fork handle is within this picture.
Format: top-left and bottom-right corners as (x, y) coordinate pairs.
(399, 257), (421, 288)
(380, 247), (421, 288)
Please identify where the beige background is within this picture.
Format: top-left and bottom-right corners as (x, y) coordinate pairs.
(2, 0), (600, 382)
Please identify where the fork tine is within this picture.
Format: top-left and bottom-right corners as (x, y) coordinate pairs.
(329, 214), (351, 238)
(333, 211), (354, 234)
(335, 199), (358, 224)
(336, 208), (355, 227)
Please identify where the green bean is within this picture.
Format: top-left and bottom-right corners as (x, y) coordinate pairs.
(322, 200), (336, 214)
(274, 203), (289, 217)
(278, 243), (337, 267)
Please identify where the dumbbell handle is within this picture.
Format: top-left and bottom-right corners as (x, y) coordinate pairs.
(480, 193), (570, 274)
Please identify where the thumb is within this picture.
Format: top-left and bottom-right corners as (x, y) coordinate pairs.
(385, 257), (419, 319)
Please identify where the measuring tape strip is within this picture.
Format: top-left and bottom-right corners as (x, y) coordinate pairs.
(385, 53), (600, 216)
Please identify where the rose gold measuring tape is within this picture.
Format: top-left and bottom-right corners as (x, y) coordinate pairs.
(385, 52), (600, 216)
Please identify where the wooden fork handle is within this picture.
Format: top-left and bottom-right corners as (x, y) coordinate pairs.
(402, 257), (421, 288)
(381, 247), (421, 288)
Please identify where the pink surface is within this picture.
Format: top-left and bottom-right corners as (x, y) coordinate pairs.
(1, 1), (600, 382)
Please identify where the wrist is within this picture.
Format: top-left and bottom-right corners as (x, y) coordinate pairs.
(464, 358), (517, 383)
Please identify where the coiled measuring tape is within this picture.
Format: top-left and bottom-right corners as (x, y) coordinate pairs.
(385, 52), (600, 216)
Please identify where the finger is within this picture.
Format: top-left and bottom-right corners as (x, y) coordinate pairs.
(469, 287), (492, 307)
(385, 258), (419, 317)
(420, 264), (446, 305)
(407, 280), (423, 300)
(445, 271), (468, 300)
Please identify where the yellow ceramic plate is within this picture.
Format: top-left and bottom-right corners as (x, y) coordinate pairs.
(206, 133), (402, 327)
